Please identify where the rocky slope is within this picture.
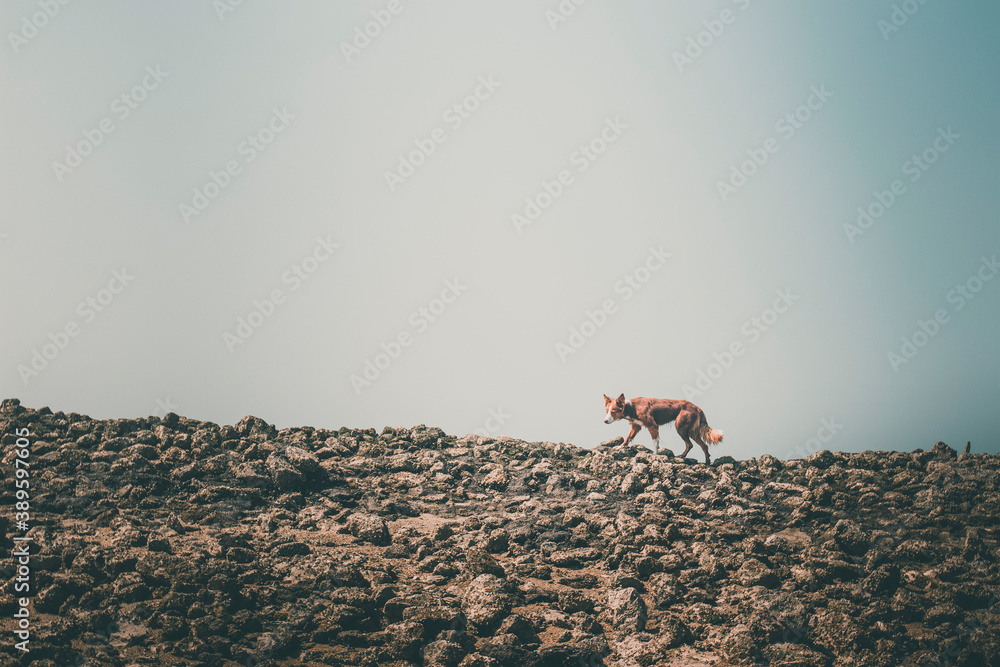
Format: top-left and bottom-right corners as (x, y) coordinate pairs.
(1, 398), (998, 667)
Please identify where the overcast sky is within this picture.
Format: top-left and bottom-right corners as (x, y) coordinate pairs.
(2, 1), (998, 459)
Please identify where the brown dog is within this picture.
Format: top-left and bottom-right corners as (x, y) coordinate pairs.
(603, 393), (723, 463)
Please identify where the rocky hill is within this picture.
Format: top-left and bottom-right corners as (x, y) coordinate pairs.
(1, 398), (998, 666)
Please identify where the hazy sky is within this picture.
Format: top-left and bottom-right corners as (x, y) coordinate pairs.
(2, 1), (998, 459)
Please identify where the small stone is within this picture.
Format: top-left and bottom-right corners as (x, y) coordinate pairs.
(346, 513), (391, 546)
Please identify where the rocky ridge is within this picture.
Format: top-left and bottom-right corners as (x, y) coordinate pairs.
(1, 398), (998, 666)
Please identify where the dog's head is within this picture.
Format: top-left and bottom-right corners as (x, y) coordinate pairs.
(603, 393), (627, 424)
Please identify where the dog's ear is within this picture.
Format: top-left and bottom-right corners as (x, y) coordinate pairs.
(603, 394), (611, 403)
(616, 393), (625, 404)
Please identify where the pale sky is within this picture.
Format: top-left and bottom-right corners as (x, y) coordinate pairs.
(2, 1), (998, 458)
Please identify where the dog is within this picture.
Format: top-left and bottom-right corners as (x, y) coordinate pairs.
(603, 393), (723, 463)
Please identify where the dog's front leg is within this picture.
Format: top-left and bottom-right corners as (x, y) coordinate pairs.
(647, 425), (660, 455)
(622, 422), (641, 447)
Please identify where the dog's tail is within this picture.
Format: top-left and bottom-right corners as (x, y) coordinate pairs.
(700, 422), (724, 446)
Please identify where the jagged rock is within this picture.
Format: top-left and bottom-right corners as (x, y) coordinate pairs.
(765, 642), (832, 666)
(863, 564), (900, 595)
(265, 451), (304, 491)
(482, 466), (509, 490)
(809, 605), (863, 653)
(347, 513), (391, 545)
(458, 654), (501, 667)
(607, 587), (647, 633)
(461, 574), (513, 632)
(733, 557), (777, 588)
(423, 638), (466, 667)
(283, 445), (323, 478)
(383, 621), (424, 661)
(498, 614), (538, 644)
(833, 518), (869, 556)
(234, 415), (277, 441)
(466, 548), (505, 577)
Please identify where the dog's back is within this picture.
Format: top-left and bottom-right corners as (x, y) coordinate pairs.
(632, 397), (700, 426)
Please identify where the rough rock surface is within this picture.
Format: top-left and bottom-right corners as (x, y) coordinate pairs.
(1, 398), (999, 666)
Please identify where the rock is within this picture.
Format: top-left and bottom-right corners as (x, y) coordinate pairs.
(484, 528), (510, 554)
(477, 642), (542, 667)
(607, 587), (647, 633)
(931, 440), (957, 460)
(483, 466), (509, 490)
(462, 575), (513, 632)
(266, 451), (304, 492)
(924, 602), (963, 626)
(466, 548), (505, 578)
(498, 614), (538, 644)
(721, 623), (771, 662)
(809, 605), (863, 653)
(766, 642), (832, 666)
(347, 513), (391, 545)
(537, 638), (607, 666)
(1, 397), (22, 412)
(733, 558), (778, 588)
(273, 540), (311, 557)
(234, 415), (277, 441)
(283, 445), (324, 479)
(383, 621), (424, 661)
(862, 564), (900, 595)
(423, 639), (466, 667)
(833, 519), (869, 556)
(557, 589), (594, 614)
(458, 655), (501, 667)
(434, 523), (455, 541)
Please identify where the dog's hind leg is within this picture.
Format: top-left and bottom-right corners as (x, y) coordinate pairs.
(675, 411), (696, 461)
(691, 429), (711, 465)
